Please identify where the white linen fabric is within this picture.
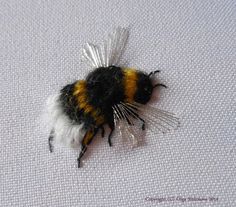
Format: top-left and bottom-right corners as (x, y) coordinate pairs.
(0, 0), (235, 206)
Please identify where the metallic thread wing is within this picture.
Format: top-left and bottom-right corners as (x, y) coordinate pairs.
(82, 27), (129, 68)
(113, 102), (180, 147)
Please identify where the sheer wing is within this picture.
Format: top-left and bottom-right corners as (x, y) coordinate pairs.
(113, 102), (180, 147)
(82, 27), (129, 68)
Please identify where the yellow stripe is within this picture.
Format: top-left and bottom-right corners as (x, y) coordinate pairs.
(73, 80), (104, 125)
(123, 68), (138, 102)
(73, 80), (87, 96)
(82, 129), (94, 146)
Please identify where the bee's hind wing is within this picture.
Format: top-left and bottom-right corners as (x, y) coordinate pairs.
(82, 27), (129, 68)
(113, 104), (142, 148)
(113, 102), (180, 147)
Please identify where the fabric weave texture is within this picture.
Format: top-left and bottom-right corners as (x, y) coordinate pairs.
(0, 0), (235, 206)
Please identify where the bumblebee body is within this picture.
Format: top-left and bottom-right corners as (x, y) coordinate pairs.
(61, 66), (153, 126)
(46, 27), (179, 168)
(55, 66), (159, 166)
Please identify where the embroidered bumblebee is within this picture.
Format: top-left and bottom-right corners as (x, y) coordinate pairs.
(46, 27), (180, 168)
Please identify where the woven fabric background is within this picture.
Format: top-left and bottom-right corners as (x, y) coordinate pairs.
(1, 0), (235, 206)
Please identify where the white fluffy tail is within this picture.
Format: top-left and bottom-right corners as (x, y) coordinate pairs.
(43, 94), (86, 149)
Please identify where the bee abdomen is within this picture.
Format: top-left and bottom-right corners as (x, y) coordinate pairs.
(60, 82), (83, 123)
(60, 81), (104, 126)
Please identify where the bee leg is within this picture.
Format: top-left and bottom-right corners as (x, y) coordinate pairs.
(140, 118), (146, 130)
(101, 126), (105, 138)
(130, 111), (146, 130)
(77, 145), (87, 168)
(130, 113), (145, 130)
(108, 123), (114, 147)
(125, 107), (146, 130)
(48, 129), (54, 153)
(77, 128), (99, 168)
(148, 70), (160, 77)
(153, 83), (167, 88)
(131, 116), (145, 130)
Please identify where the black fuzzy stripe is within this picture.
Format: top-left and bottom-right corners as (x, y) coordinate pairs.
(86, 66), (125, 111)
(59, 82), (96, 128)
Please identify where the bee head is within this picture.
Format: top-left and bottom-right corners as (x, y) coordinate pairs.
(134, 74), (153, 104)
